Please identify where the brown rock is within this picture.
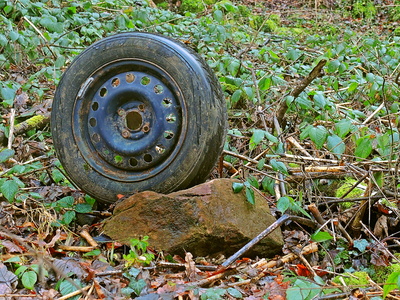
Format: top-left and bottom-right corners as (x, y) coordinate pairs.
(103, 178), (283, 258)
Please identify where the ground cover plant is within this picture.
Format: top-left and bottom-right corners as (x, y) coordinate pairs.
(1, 0), (400, 298)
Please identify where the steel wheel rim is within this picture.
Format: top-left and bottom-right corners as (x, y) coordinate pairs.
(72, 59), (187, 182)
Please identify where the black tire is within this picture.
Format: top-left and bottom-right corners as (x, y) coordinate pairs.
(51, 32), (227, 204)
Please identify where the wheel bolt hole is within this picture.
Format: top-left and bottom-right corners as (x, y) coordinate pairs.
(142, 124), (150, 133)
(100, 88), (107, 97)
(138, 104), (145, 111)
(126, 111), (143, 131)
(144, 154), (153, 163)
(129, 158), (138, 167)
(89, 118), (97, 127)
(154, 84), (164, 94)
(162, 98), (172, 108)
(92, 102), (99, 111)
(166, 114), (176, 123)
(156, 145), (166, 154)
(141, 76), (150, 85)
(164, 131), (174, 140)
(126, 73), (135, 83)
(92, 133), (100, 143)
(112, 78), (120, 87)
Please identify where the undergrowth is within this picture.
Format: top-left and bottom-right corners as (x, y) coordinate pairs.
(1, 0), (400, 298)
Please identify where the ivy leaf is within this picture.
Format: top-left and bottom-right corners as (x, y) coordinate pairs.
(0, 148), (14, 163)
(334, 119), (352, 138)
(327, 134), (346, 157)
(75, 203), (92, 213)
(1, 179), (19, 202)
(309, 125), (328, 149)
(245, 186), (255, 205)
(270, 159), (289, 175)
(62, 211), (76, 225)
(227, 287), (243, 298)
(246, 175), (259, 189)
(129, 279), (147, 296)
(355, 137), (372, 160)
(383, 272), (400, 299)
(249, 129), (265, 150)
(232, 182), (244, 193)
(353, 239), (369, 252)
(262, 176), (275, 195)
(310, 231), (333, 242)
(277, 196), (290, 213)
(21, 271), (37, 290)
(56, 196), (74, 208)
(231, 90), (242, 105)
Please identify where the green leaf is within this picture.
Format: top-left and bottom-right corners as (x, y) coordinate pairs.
(258, 77), (271, 91)
(231, 90), (242, 105)
(270, 159), (289, 175)
(327, 59), (340, 73)
(334, 119), (352, 138)
(383, 272), (400, 299)
(227, 60), (240, 76)
(227, 287), (243, 298)
(62, 211), (76, 225)
(130, 279), (147, 296)
(353, 239), (369, 252)
(201, 288), (226, 300)
(232, 182), (244, 193)
(249, 129), (265, 150)
(1, 87), (16, 102)
(373, 171), (384, 187)
(213, 9), (223, 22)
(75, 203), (92, 213)
(262, 176), (275, 195)
(0, 148), (14, 163)
(355, 137), (372, 159)
(327, 134), (345, 157)
(277, 196), (290, 213)
(245, 186), (255, 205)
(15, 266), (28, 277)
(21, 271), (37, 290)
(265, 131), (279, 144)
(348, 82), (358, 92)
(60, 279), (81, 296)
(1, 179), (19, 202)
(310, 231), (333, 242)
(246, 175), (259, 189)
(83, 249), (101, 257)
(56, 196), (74, 208)
(257, 158), (265, 170)
(309, 125), (328, 149)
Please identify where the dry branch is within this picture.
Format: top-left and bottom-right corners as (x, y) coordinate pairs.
(275, 59), (327, 129)
(0, 112), (50, 144)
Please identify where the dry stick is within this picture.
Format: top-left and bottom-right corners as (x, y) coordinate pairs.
(58, 245), (95, 252)
(308, 203), (353, 244)
(221, 215), (316, 267)
(362, 102), (385, 125)
(0, 112), (50, 144)
(7, 108), (16, 149)
(80, 228), (99, 248)
(56, 285), (91, 300)
(22, 17), (56, 59)
(287, 136), (313, 158)
(275, 59), (327, 129)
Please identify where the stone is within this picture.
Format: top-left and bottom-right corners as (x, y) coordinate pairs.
(102, 178), (283, 258)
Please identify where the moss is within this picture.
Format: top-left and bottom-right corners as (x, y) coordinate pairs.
(180, 0), (216, 13)
(332, 271), (370, 287)
(373, 263), (400, 283)
(352, 0), (377, 20)
(335, 178), (364, 209)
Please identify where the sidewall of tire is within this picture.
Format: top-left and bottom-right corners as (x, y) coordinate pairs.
(51, 32), (226, 203)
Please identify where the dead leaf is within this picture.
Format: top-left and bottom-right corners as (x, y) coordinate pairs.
(184, 252), (201, 281)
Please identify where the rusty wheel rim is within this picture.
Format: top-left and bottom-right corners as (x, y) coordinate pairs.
(72, 59), (186, 182)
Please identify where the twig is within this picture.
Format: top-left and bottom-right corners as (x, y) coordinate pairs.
(7, 108), (15, 149)
(362, 102), (385, 125)
(275, 59), (327, 129)
(222, 215), (316, 267)
(56, 285), (91, 300)
(22, 17), (56, 59)
(58, 245), (95, 252)
(287, 136), (313, 158)
(80, 228), (99, 248)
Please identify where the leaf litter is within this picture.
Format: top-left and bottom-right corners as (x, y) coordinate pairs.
(2, 0), (400, 299)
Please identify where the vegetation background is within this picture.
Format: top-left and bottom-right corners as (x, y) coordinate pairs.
(1, 0), (400, 299)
